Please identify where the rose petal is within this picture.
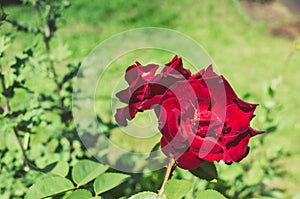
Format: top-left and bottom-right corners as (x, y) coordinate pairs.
(115, 88), (131, 103)
(234, 98), (258, 119)
(189, 68), (205, 80)
(160, 136), (188, 159)
(249, 127), (265, 137)
(159, 107), (181, 141)
(115, 56), (263, 170)
(191, 136), (223, 155)
(114, 107), (131, 126)
(202, 64), (218, 79)
(222, 103), (250, 142)
(223, 134), (250, 163)
(176, 149), (203, 170)
(161, 55), (191, 79)
(125, 63), (158, 84)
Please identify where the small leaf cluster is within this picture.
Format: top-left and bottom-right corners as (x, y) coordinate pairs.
(25, 160), (130, 199)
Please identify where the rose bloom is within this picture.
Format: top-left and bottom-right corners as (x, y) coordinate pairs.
(115, 56), (263, 170)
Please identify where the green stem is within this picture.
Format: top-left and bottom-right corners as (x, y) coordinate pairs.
(35, 1), (67, 124)
(0, 65), (30, 168)
(13, 127), (30, 168)
(158, 159), (176, 196)
(0, 70), (10, 112)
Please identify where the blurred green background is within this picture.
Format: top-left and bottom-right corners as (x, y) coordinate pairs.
(1, 0), (300, 198)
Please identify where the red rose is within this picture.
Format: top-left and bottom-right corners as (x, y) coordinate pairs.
(115, 56), (191, 126)
(115, 56), (263, 170)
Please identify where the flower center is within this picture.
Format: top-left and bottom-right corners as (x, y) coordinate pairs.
(191, 110), (200, 126)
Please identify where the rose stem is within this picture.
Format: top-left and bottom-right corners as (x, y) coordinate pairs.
(158, 159), (176, 195)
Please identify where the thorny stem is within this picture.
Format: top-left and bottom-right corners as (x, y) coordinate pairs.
(0, 65), (30, 168)
(158, 159), (176, 196)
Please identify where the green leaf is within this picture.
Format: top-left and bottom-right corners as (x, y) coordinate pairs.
(190, 161), (218, 181)
(164, 179), (192, 199)
(94, 172), (130, 195)
(128, 191), (166, 199)
(72, 160), (109, 187)
(66, 189), (92, 199)
(51, 161), (69, 177)
(151, 142), (161, 152)
(52, 43), (72, 61)
(25, 175), (75, 199)
(196, 190), (227, 199)
(0, 36), (10, 56)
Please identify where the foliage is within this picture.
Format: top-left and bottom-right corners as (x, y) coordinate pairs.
(24, 159), (129, 198)
(0, 0), (291, 199)
(0, 0), (89, 198)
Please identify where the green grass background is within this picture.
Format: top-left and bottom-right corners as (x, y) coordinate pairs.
(3, 0), (300, 197)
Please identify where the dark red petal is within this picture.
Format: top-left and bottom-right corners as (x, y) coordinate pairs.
(159, 108), (181, 141)
(196, 125), (209, 137)
(199, 152), (223, 162)
(128, 102), (139, 119)
(137, 95), (162, 110)
(114, 107), (131, 126)
(179, 119), (197, 143)
(189, 68), (205, 80)
(139, 64), (160, 81)
(203, 75), (237, 109)
(160, 136), (177, 158)
(223, 103), (250, 142)
(165, 55), (179, 67)
(160, 136), (187, 160)
(221, 76), (238, 104)
(125, 63), (158, 84)
(202, 64), (218, 78)
(201, 75), (238, 107)
(189, 80), (211, 104)
(223, 134), (250, 163)
(115, 88), (131, 103)
(128, 85), (147, 102)
(176, 149), (203, 170)
(161, 56), (191, 79)
(249, 127), (265, 137)
(125, 63), (139, 85)
(234, 98), (258, 118)
(191, 136), (223, 155)
(160, 96), (180, 113)
(144, 84), (168, 99)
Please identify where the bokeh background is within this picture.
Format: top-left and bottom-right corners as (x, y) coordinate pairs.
(1, 0), (300, 198)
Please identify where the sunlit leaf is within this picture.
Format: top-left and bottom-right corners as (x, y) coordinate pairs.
(51, 161), (69, 177)
(196, 190), (227, 199)
(72, 160), (109, 187)
(65, 189), (92, 199)
(164, 179), (192, 199)
(128, 191), (166, 199)
(25, 175), (74, 199)
(94, 172), (130, 195)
